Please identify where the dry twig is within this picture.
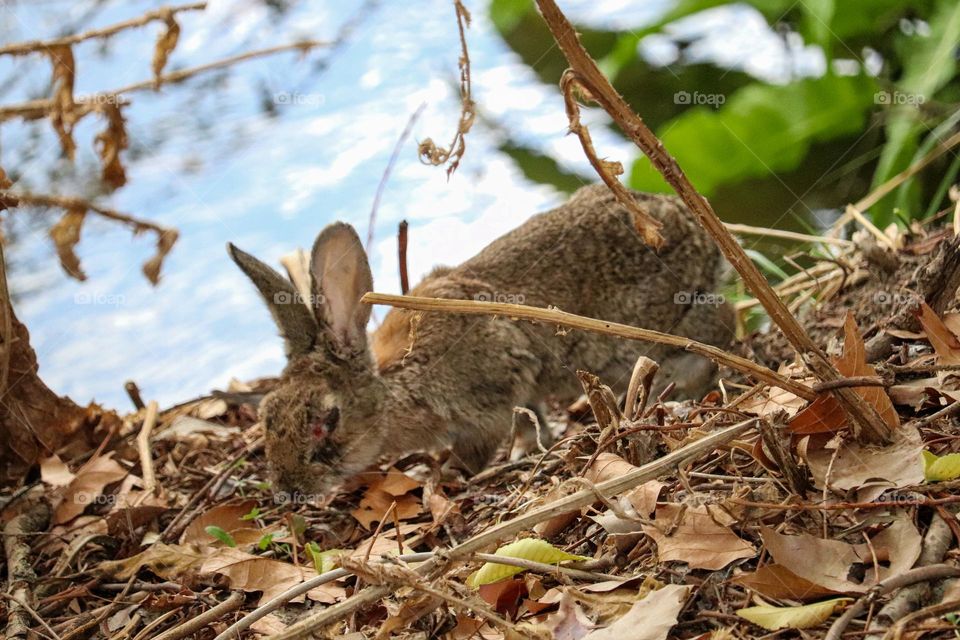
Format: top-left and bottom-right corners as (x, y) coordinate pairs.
(363, 292), (816, 400)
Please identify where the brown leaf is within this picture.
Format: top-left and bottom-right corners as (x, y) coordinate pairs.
(790, 312), (900, 435)
(917, 302), (960, 366)
(760, 519), (921, 593)
(152, 12), (180, 82)
(181, 500), (259, 545)
(94, 103), (128, 190)
(351, 488), (421, 529)
(732, 564), (842, 601)
(99, 542), (206, 581)
(201, 547), (345, 605)
(142, 228), (179, 285)
(804, 426), (924, 491)
(585, 453), (637, 484)
(55, 453), (128, 524)
(40, 454), (76, 487)
(49, 207), (87, 281)
(582, 584), (689, 640)
(47, 45), (77, 159)
(479, 578), (527, 619)
(642, 504), (755, 570)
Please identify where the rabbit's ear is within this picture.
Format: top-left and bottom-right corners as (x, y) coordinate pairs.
(227, 243), (318, 358)
(309, 223), (373, 354)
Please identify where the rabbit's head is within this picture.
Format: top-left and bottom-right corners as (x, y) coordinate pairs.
(228, 223), (385, 497)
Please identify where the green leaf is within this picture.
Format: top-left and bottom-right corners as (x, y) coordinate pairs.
(737, 598), (851, 630)
(305, 544), (344, 574)
(489, 0), (533, 33)
(872, 0), (960, 222)
(205, 525), (237, 547)
(240, 506), (261, 521)
(630, 74), (877, 195)
(800, 0), (836, 58)
(467, 538), (590, 588)
(922, 450), (960, 481)
(257, 533), (274, 550)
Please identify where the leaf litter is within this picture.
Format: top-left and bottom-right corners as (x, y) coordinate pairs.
(8, 231), (960, 639)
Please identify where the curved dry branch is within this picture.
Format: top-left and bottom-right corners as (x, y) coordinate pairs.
(0, 3), (207, 57)
(533, 0), (892, 445)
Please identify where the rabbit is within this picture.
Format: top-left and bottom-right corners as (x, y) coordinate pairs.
(228, 184), (734, 497)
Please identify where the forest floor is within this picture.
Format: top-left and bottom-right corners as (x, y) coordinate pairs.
(6, 219), (960, 640)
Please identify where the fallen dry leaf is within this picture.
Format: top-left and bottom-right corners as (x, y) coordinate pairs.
(55, 453), (129, 524)
(181, 500), (258, 545)
(583, 584), (689, 640)
(790, 312), (900, 435)
(732, 564), (842, 601)
(737, 598), (850, 630)
(917, 302), (960, 366)
(643, 504), (755, 570)
(760, 519), (921, 593)
(40, 454), (76, 487)
(99, 542), (206, 581)
(201, 547), (345, 605)
(585, 453), (637, 484)
(804, 426), (924, 491)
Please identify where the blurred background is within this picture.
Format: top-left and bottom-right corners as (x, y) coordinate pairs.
(1, 0), (957, 408)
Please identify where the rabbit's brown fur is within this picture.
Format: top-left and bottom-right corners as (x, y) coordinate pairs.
(229, 184), (734, 497)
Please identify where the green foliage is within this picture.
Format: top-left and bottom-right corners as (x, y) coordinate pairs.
(205, 525), (237, 547)
(490, 0), (960, 225)
(629, 73), (877, 195)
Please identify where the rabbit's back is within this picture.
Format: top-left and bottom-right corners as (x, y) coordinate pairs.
(373, 184), (731, 397)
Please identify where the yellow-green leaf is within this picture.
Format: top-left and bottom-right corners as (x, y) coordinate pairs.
(922, 450), (960, 481)
(467, 538), (590, 588)
(305, 543), (345, 574)
(737, 598), (850, 630)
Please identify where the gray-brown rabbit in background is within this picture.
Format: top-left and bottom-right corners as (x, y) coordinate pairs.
(228, 184), (735, 497)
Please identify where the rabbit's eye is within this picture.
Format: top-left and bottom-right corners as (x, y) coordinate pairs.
(310, 407), (340, 440)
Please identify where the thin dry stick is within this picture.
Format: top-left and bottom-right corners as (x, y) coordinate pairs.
(366, 103), (426, 250)
(136, 401), (159, 496)
(266, 419), (756, 640)
(0, 3), (206, 56)
(723, 222), (855, 247)
(3, 192), (169, 235)
(825, 565), (960, 640)
(0, 41), (330, 122)
(363, 292), (816, 400)
(418, 0), (474, 175)
(152, 591), (244, 640)
(886, 599), (960, 640)
(534, 0), (891, 445)
(398, 220), (410, 294)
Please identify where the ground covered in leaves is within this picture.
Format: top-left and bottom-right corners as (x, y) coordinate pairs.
(7, 226), (960, 640)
